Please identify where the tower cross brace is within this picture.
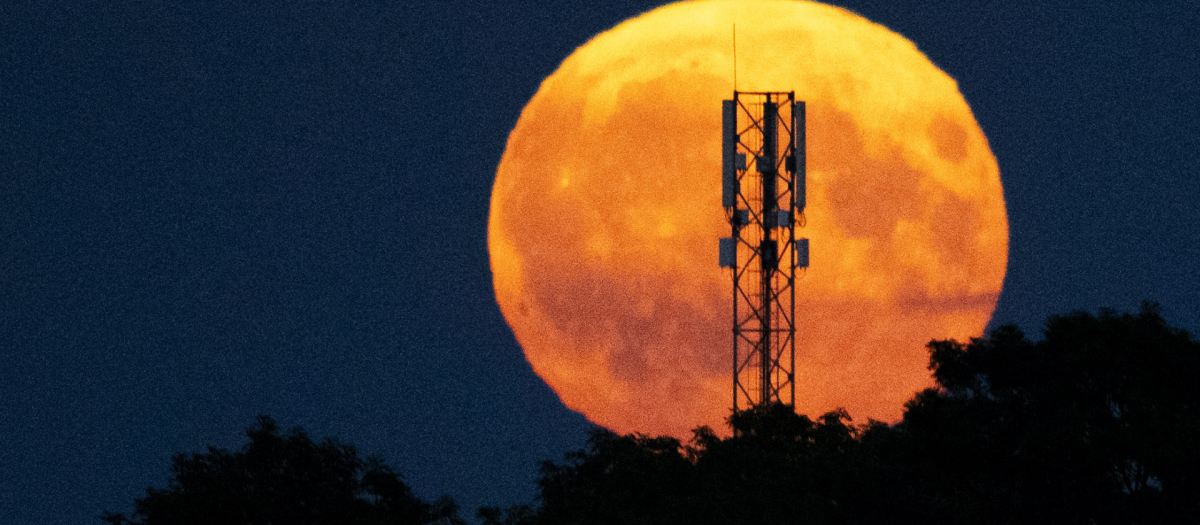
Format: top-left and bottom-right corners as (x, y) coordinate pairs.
(719, 91), (808, 418)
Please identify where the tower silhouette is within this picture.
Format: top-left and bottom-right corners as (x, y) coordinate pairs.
(720, 91), (809, 417)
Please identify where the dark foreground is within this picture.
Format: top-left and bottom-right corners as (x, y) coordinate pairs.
(106, 304), (1200, 525)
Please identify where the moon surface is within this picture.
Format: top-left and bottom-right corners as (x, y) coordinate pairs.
(489, 0), (1008, 437)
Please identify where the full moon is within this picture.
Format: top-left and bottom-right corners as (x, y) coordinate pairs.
(489, 0), (1007, 437)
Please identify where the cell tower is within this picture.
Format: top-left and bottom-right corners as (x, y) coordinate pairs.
(719, 91), (808, 416)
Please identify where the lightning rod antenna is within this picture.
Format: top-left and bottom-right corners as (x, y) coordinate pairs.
(732, 24), (738, 91)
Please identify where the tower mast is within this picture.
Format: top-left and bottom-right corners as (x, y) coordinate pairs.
(719, 91), (809, 422)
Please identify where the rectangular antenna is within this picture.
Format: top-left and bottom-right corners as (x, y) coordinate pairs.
(796, 238), (809, 268)
(722, 99), (738, 208)
(793, 101), (807, 212)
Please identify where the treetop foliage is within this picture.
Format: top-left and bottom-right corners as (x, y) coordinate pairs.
(102, 416), (463, 525)
(482, 303), (1200, 525)
(105, 305), (1199, 525)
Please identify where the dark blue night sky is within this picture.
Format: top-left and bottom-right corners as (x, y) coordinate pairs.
(2, 2), (1198, 524)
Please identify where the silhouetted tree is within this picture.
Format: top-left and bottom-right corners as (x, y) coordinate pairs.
(879, 302), (1200, 524)
(102, 416), (463, 525)
(477, 504), (537, 525)
(525, 404), (866, 525)
(688, 403), (863, 525)
(507, 304), (1200, 525)
(535, 428), (693, 525)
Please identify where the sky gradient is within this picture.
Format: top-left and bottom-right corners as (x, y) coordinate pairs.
(3, 2), (1198, 524)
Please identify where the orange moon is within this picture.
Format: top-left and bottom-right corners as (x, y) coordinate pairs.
(489, 0), (1007, 438)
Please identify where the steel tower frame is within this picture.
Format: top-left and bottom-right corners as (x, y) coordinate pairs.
(720, 91), (808, 417)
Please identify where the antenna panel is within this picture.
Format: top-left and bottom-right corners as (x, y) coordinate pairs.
(722, 100), (738, 208)
(796, 238), (809, 268)
(719, 237), (736, 268)
(793, 101), (807, 212)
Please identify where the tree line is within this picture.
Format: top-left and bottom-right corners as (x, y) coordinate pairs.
(105, 304), (1200, 524)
